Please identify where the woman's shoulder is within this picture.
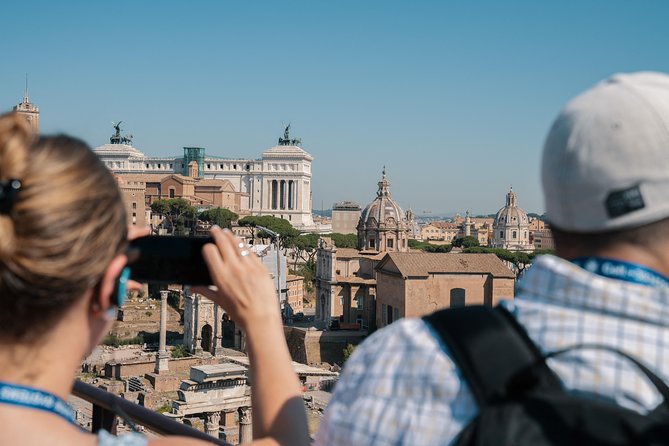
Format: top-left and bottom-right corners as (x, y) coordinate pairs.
(97, 430), (148, 446)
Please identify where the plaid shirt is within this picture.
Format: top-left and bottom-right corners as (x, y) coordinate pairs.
(315, 255), (669, 446)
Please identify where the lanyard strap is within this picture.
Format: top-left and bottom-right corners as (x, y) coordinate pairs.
(0, 381), (75, 425)
(571, 256), (669, 288)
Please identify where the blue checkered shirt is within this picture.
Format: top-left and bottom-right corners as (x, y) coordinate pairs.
(315, 254), (669, 445)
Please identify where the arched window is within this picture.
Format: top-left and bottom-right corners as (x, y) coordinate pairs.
(450, 288), (466, 307)
(512, 230), (517, 239)
(201, 324), (213, 353)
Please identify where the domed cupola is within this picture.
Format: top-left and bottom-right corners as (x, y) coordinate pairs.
(357, 168), (410, 252)
(492, 188), (534, 251)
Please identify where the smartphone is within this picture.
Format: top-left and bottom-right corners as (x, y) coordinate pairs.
(127, 235), (214, 285)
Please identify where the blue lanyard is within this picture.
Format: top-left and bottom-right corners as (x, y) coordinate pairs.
(0, 381), (75, 425)
(571, 257), (669, 288)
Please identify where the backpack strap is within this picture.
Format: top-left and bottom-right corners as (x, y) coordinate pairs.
(423, 305), (563, 406)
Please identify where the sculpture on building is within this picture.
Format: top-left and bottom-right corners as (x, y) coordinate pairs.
(110, 121), (134, 145)
(278, 124), (302, 146)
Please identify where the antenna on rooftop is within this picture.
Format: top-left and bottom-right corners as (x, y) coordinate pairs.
(23, 73), (29, 102)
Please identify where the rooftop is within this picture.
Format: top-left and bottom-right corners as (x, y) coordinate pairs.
(377, 252), (515, 278)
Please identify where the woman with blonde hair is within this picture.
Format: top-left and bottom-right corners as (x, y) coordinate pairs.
(0, 112), (308, 446)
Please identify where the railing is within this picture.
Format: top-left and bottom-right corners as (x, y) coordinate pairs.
(72, 380), (229, 445)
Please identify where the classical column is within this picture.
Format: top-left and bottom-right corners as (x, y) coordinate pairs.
(194, 292), (203, 353)
(154, 290), (169, 373)
(288, 180), (293, 209)
(205, 411), (221, 438)
(238, 407), (252, 444)
(212, 304), (222, 356)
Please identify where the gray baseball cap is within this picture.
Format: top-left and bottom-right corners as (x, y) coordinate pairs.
(542, 72), (669, 233)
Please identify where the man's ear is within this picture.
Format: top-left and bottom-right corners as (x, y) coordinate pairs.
(93, 254), (128, 314)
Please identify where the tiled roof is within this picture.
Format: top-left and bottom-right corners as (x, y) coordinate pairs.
(424, 221), (459, 229)
(336, 248), (363, 258)
(378, 252), (514, 278)
(197, 178), (234, 187)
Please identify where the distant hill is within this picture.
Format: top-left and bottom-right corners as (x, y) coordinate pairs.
(313, 208), (546, 221)
(312, 209), (332, 218)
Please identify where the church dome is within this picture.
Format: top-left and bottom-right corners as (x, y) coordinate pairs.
(492, 188), (533, 251)
(357, 168), (410, 252)
(494, 189), (529, 226)
(359, 169), (407, 231)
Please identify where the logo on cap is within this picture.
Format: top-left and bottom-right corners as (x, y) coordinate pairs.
(605, 185), (645, 218)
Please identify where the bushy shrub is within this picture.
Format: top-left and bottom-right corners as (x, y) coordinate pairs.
(171, 344), (189, 358)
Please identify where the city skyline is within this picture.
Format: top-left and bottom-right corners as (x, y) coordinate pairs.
(2, 1), (669, 215)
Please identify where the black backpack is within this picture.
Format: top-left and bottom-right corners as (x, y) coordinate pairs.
(423, 306), (669, 445)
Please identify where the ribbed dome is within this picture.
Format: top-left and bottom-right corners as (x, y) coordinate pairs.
(494, 189), (529, 226)
(359, 169), (407, 230)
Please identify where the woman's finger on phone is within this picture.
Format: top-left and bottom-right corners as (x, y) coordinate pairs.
(210, 226), (242, 266)
(202, 241), (229, 291)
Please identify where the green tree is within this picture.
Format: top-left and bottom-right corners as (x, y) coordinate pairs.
(408, 239), (452, 253)
(151, 198), (197, 235)
(452, 236), (480, 248)
(290, 259), (316, 294)
(199, 207), (239, 229)
(343, 343), (356, 363)
(329, 233), (358, 249)
(238, 215), (300, 249)
(291, 233), (320, 269)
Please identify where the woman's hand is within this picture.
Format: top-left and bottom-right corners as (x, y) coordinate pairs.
(195, 226), (280, 332)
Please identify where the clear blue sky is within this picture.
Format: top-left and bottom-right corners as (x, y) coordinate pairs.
(2, 1), (668, 216)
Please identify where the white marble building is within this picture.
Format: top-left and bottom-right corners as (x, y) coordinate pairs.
(94, 125), (319, 230)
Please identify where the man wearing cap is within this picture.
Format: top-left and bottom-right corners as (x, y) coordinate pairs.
(315, 72), (669, 445)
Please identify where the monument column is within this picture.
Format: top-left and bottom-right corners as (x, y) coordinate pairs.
(205, 411), (221, 438)
(194, 293), (203, 353)
(212, 304), (222, 356)
(238, 407), (252, 444)
(154, 290), (169, 373)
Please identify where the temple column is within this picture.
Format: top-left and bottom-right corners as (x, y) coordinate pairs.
(205, 411), (221, 438)
(238, 407), (252, 444)
(154, 290), (169, 373)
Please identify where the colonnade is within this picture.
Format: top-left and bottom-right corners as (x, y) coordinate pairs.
(203, 407), (252, 444)
(269, 179), (297, 210)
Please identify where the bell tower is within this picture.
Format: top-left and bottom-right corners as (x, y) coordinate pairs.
(13, 75), (39, 134)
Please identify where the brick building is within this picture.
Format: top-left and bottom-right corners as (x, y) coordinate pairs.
(375, 252), (515, 329)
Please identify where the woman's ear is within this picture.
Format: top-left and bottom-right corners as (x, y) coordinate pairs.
(92, 254), (128, 315)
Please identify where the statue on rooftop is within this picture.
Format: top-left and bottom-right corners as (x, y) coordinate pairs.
(110, 121), (134, 145)
(278, 123), (302, 146)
